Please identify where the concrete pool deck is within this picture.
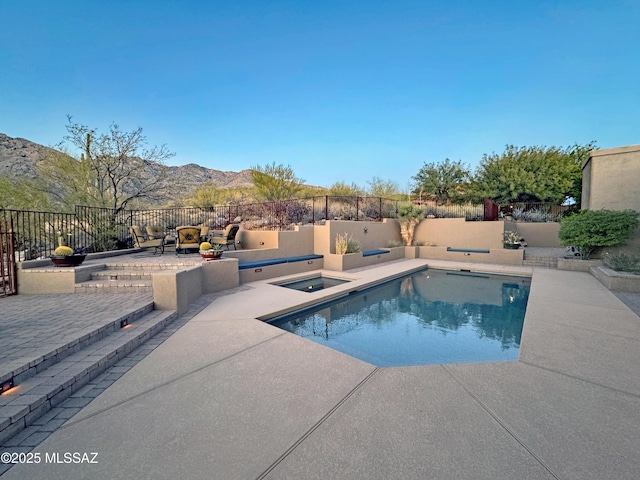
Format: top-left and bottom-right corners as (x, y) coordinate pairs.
(2, 259), (640, 479)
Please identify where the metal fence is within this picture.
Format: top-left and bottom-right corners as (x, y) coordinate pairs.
(125, 197), (399, 232)
(1, 206), (132, 261)
(499, 202), (570, 222)
(416, 202), (486, 221)
(236, 196), (398, 230)
(1, 217), (17, 296)
(1, 198), (566, 264)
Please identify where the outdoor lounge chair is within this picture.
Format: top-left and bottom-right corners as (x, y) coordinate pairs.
(130, 226), (164, 255)
(211, 224), (240, 250)
(175, 226), (201, 255)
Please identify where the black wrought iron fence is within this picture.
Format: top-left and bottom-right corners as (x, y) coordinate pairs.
(74, 205), (132, 251)
(499, 203), (568, 222)
(2, 209), (83, 260)
(236, 196), (398, 230)
(1, 216), (17, 296)
(126, 206), (238, 232)
(416, 202), (485, 221)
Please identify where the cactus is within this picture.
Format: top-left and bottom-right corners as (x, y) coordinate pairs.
(54, 246), (74, 256)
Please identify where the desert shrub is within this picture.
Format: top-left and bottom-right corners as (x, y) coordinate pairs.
(385, 240), (403, 248)
(603, 251), (640, 274)
(511, 207), (559, 222)
(559, 210), (639, 259)
(335, 233), (361, 254)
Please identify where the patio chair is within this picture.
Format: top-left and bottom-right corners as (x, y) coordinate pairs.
(211, 224), (240, 250)
(175, 226), (201, 255)
(130, 226), (164, 255)
(146, 225), (165, 240)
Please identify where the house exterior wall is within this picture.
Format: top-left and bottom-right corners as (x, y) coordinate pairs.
(582, 144), (640, 212)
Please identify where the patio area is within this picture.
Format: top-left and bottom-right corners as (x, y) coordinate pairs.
(1, 259), (639, 479)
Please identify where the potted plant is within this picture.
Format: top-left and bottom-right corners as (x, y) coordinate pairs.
(200, 241), (223, 260)
(503, 230), (525, 249)
(50, 246), (87, 267)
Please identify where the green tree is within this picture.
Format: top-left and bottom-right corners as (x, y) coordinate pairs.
(566, 141), (597, 207)
(473, 143), (595, 205)
(367, 177), (399, 198)
(38, 117), (175, 214)
(328, 181), (364, 197)
(558, 209), (639, 259)
(188, 181), (225, 207)
(250, 162), (304, 201)
(412, 159), (472, 204)
(0, 176), (51, 210)
(299, 185), (329, 198)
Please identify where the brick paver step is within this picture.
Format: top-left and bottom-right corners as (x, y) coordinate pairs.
(0, 301), (154, 387)
(91, 270), (154, 281)
(0, 309), (178, 444)
(74, 279), (153, 294)
(105, 262), (199, 271)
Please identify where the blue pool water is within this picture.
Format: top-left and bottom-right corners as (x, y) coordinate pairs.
(269, 269), (531, 367)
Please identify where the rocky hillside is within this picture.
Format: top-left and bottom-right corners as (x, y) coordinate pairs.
(0, 133), (56, 179)
(0, 133), (254, 203)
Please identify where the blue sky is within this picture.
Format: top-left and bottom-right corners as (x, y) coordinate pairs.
(1, 1), (639, 190)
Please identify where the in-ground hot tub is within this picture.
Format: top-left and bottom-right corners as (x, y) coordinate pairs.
(272, 274), (352, 293)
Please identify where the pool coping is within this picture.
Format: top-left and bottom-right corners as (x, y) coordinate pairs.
(4, 259), (640, 480)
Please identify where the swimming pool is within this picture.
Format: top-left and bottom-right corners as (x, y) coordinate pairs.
(268, 268), (531, 367)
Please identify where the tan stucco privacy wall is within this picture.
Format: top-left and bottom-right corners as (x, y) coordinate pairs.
(582, 144), (640, 211)
(414, 218), (504, 249)
(228, 226), (316, 262)
(314, 219), (403, 255)
(507, 222), (563, 248)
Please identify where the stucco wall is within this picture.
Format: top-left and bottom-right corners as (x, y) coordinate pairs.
(320, 219), (402, 254)
(231, 226), (316, 259)
(509, 222), (562, 248)
(414, 218), (562, 249)
(237, 230), (279, 250)
(414, 218), (504, 250)
(582, 144), (640, 212)
(418, 246), (524, 265)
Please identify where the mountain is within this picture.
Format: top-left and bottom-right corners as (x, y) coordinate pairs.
(0, 133), (254, 204)
(0, 133), (56, 179)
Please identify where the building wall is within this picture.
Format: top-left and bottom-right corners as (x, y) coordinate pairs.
(582, 144), (640, 211)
